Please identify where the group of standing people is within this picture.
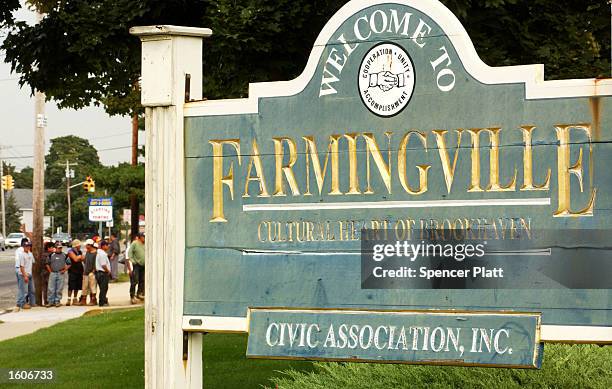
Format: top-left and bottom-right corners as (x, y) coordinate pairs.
(14, 232), (145, 310)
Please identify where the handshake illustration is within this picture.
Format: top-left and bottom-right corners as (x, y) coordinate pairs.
(368, 71), (407, 92)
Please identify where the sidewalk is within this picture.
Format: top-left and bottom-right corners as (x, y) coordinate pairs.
(0, 280), (142, 342)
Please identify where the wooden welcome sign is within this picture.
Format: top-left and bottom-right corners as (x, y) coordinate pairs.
(132, 0), (611, 386)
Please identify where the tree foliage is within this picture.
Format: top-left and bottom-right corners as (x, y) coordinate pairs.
(5, 192), (22, 233)
(0, 0), (19, 27)
(44, 135), (101, 188)
(46, 189), (90, 233)
(94, 162), (145, 223)
(14, 167), (34, 189)
(5, 1), (607, 116)
(47, 160), (145, 234)
(1, 163), (33, 189)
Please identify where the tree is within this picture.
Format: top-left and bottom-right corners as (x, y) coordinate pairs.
(0, 0), (19, 27)
(2, 163), (34, 189)
(42, 135), (106, 233)
(0, 0), (609, 117)
(46, 189), (90, 234)
(94, 162), (145, 225)
(44, 135), (101, 188)
(5, 192), (22, 233)
(14, 167), (34, 189)
(1, 162), (15, 179)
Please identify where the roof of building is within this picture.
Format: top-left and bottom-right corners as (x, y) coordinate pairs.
(10, 189), (55, 210)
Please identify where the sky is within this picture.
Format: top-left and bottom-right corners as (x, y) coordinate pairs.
(0, 2), (144, 171)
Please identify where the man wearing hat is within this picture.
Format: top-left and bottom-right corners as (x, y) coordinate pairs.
(66, 239), (84, 306)
(15, 240), (35, 310)
(80, 239), (98, 306)
(45, 242), (69, 307)
(95, 240), (112, 307)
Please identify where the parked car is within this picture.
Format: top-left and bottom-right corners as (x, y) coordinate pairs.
(0, 233), (5, 251)
(51, 232), (72, 245)
(5, 233), (26, 248)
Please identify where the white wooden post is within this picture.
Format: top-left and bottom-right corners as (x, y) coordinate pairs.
(130, 25), (212, 389)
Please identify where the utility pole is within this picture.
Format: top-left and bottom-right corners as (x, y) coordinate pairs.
(32, 8), (46, 306)
(59, 160), (77, 235)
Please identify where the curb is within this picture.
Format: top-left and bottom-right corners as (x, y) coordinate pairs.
(0, 308), (13, 316)
(83, 304), (144, 317)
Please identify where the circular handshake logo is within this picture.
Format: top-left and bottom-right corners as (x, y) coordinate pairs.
(358, 42), (415, 117)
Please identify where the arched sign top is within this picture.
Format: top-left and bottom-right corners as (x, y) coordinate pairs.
(186, 0), (612, 117)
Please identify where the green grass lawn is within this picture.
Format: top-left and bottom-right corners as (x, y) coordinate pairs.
(0, 309), (609, 388)
(0, 308), (313, 388)
(116, 273), (131, 283)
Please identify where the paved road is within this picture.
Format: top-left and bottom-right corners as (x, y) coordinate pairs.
(0, 248), (17, 311)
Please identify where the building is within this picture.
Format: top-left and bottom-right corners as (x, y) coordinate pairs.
(10, 188), (54, 233)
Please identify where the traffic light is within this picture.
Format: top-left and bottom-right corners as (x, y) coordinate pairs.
(1, 175), (14, 191)
(83, 176), (95, 193)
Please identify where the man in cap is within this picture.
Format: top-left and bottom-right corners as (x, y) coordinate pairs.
(95, 240), (112, 307)
(127, 232), (145, 304)
(45, 242), (69, 307)
(80, 239), (98, 306)
(16, 241), (35, 310)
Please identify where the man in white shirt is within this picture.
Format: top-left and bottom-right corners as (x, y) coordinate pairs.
(14, 238), (26, 311)
(95, 240), (111, 307)
(14, 237), (28, 275)
(16, 241), (36, 310)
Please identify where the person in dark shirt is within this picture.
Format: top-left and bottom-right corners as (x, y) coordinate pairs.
(66, 240), (84, 306)
(45, 242), (69, 308)
(81, 239), (98, 306)
(39, 242), (54, 307)
(107, 233), (121, 282)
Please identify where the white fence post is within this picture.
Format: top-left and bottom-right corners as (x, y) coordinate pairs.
(130, 25), (212, 389)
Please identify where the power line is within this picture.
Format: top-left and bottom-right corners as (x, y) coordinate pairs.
(0, 144), (144, 160)
(10, 130), (135, 147)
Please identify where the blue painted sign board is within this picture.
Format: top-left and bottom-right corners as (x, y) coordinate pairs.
(88, 197), (113, 206)
(181, 0), (612, 364)
(246, 308), (543, 368)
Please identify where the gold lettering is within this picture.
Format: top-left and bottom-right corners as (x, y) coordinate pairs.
(343, 133), (361, 194)
(486, 128), (516, 192)
(243, 139), (270, 198)
(468, 128), (516, 192)
(433, 129), (463, 194)
(398, 131), (430, 195)
(306, 222), (315, 241)
(519, 218), (532, 239)
(363, 132), (393, 194)
(520, 126), (550, 191)
(268, 221), (277, 242)
(272, 137), (300, 196)
(209, 139), (241, 223)
(303, 135), (342, 195)
(467, 129), (484, 192)
(257, 221), (266, 242)
(553, 124), (596, 217)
